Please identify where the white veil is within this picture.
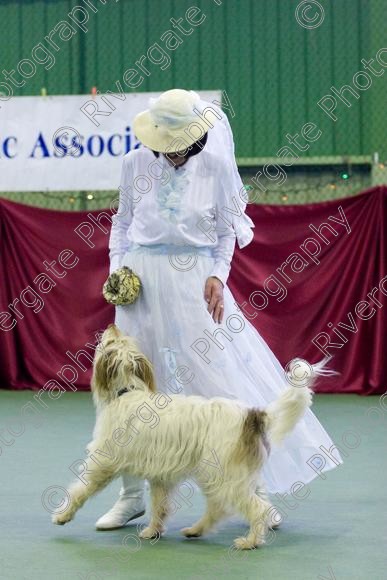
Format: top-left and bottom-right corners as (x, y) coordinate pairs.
(194, 93), (255, 249)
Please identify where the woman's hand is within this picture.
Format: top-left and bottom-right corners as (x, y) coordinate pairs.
(204, 277), (225, 324)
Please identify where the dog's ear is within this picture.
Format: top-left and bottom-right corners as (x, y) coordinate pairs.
(133, 354), (157, 393)
(91, 350), (117, 401)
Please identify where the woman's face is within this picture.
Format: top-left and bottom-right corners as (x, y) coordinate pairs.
(163, 151), (188, 168)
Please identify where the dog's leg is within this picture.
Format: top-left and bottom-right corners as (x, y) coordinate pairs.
(256, 477), (282, 529)
(139, 480), (172, 540)
(181, 495), (227, 538)
(232, 491), (271, 550)
(255, 475), (269, 502)
(52, 463), (115, 525)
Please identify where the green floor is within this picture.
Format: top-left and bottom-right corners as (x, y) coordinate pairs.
(0, 391), (386, 580)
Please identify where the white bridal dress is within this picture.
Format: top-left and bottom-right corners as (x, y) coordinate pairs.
(109, 141), (342, 494)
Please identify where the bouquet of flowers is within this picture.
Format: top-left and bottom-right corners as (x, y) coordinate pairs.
(102, 266), (141, 305)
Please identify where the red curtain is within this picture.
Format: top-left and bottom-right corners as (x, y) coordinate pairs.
(1, 187), (386, 395)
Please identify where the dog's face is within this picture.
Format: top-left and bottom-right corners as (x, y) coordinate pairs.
(91, 324), (156, 404)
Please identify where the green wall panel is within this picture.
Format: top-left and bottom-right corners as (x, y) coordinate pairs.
(0, 0), (386, 159)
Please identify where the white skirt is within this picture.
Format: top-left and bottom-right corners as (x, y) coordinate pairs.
(116, 244), (342, 493)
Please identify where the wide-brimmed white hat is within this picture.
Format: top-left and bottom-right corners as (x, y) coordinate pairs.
(133, 89), (217, 153)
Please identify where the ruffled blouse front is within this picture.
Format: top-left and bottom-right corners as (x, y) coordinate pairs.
(109, 147), (254, 286)
(156, 163), (190, 223)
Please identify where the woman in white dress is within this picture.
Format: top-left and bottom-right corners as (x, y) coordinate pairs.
(96, 89), (342, 530)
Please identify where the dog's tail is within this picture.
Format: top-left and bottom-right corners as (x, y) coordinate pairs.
(264, 358), (337, 445)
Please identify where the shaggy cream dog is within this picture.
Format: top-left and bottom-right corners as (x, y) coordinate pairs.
(52, 324), (317, 549)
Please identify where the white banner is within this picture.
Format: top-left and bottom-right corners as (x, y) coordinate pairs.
(0, 91), (221, 192)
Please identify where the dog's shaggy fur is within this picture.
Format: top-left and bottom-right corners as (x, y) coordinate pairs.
(52, 324), (315, 549)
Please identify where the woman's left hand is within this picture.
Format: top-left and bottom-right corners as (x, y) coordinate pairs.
(204, 277), (225, 324)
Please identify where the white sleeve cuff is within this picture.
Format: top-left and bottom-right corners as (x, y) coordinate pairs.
(109, 255), (121, 275)
(209, 263), (230, 287)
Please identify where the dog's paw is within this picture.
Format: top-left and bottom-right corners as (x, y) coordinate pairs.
(139, 526), (162, 540)
(52, 512), (73, 525)
(233, 536), (263, 550)
(181, 526), (202, 538)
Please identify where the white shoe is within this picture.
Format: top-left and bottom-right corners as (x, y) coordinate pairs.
(268, 507), (283, 529)
(96, 474), (146, 530)
(96, 495), (146, 530)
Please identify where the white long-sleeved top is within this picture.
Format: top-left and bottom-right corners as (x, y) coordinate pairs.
(109, 147), (254, 286)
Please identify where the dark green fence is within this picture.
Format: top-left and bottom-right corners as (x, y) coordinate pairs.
(1, 0), (386, 208)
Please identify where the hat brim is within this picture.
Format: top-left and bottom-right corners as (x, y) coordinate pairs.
(133, 110), (212, 153)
